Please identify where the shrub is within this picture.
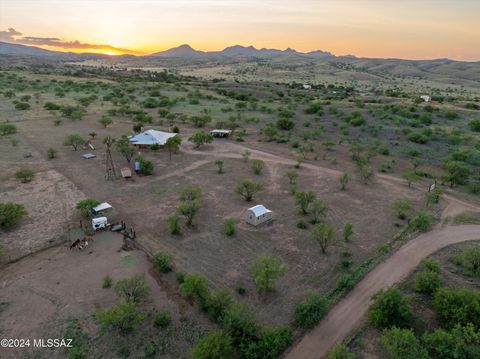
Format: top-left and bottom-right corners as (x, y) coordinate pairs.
(44, 102), (61, 110)
(152, 252), (173, 273)
(311, 223), (336, 253)
(339, 173), (350, 190)
(222, 218), (236, 236)
(166, 213), (181, 235)
(250, 256), (287, 292)
(421, 257), (440, 273)
(179, 186), (202, 202)
(297, 220), (308, 229)
(98, 116), (112, 128)
(153, 309), (171, 328)
(469, 119), (480, 132)
(15, 102), (30, 110)
(381, 327), (428, 359)
(15, 169), (35, 183)
(136, 156), (154, 175)
(327, 344), (355, 359)
(343, 223), (353, 241)
(433, 287), (480, 329)
(368, 288), (412, 329)
(392, 198), (410, 219)
(47, 147), (57, 159)
(293, 292), (330, 329)
(222, 303), (259, 349)
(114, 275), (150, 303)
(250, 159), (265, 175)
(410, 210), (434, 232)
(414, 269), (442, 294)
(0, 202), (27, 230)
(0, 122), (17, 135)
(243, 325), (292, 359)
(422, 323), (480, 359)
(178, 200), (201, 226)
(285, 170), (298, 184)
(295, 190), (316, 214)
(102, 275), (113, 288)
(205, 289), (235, 321)
(215, 160), (224, 174)
(96, 301), (145, 333)
(453, 244), (480, 276)
(190, 330), (234, 359)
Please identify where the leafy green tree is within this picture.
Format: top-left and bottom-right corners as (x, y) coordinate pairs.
(243, 325), (292, 359)
(295, 190), (316, 214)
(250, 256), (288, 292)
(152, 252), (173, 273)
(76, 199), (100, 217)
(326, 344), (355, 359)
(178, 200), (201, 226)
(308, 199), (328, 223)
(454, 245), (480, 276)
(63, 133), (85, 151)
(114, 275), (150, 303)
(368, 288), (413, 329)
(166, 212), (181, 235)
(189, 131), (213, 148)
(311, 223), (336, 253)
(222, 303), (259, 349)
(15, 169), (35, 183)
(98, 115), (113, 128)
(421, 257), (440, 273)
(401, 171), (420, 187)
(360, 165), (374, 184)
(136, 155), (154, 175)
(153, 310), (171, 328)
(339, 173), (350, 190)
(293, 292), (330, 329)
(433, 286), (480, 329)
(381, 327), (428, 359)
(392, 198), (412, 220)
(115, 137), (135, 163)
(165, 135), (181, 160)
(423, 323), (480, 359)
(444, 160), (471, 187)
(96, 301), (145, 333)
(343, 223), (354, 241)
(0, 202), (27, 230)
(190, 330), (234, 359)
(235, 178), (263, 202)
(205, 289), (235, 321)
(180, 273), (210, 307)
(250, 159), (265, 175)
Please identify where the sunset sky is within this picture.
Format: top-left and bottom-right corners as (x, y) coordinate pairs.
(1, 0), (479, 60)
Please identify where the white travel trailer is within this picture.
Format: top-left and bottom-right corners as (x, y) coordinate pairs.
(92, 217), (108, 231)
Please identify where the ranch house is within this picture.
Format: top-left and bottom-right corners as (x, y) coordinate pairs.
(129, 129), (178, 149)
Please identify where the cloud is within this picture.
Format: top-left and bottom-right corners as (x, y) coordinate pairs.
(0, 28), (139, 54)
(0, 28), (23, 42)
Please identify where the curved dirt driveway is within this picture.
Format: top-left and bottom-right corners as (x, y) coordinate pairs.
(285, 224), (480, 359)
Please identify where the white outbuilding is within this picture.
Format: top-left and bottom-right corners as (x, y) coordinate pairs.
(245, 205), (272, 226)
(420, 95), (431, 102)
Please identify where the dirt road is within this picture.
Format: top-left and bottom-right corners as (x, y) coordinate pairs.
(285, 224), (480, 359)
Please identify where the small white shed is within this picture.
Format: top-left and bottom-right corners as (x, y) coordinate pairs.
(246, 205), (272, 226)
(420, 95), (431, 102)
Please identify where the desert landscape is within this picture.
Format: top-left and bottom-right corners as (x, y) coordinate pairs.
(1, 1), (480, 358)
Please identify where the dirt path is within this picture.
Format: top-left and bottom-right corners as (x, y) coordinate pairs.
(285, 224), (480, 359)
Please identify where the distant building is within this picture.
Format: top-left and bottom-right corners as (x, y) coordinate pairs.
(245, 205), (272, 226)
(129, 130), (178, 149)
(210, 129), (232, 138)
(302, 84), (312, 89)
(420, 95), (431, 102)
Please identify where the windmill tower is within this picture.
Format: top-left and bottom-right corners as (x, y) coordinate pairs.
(103, 136), (116, 180)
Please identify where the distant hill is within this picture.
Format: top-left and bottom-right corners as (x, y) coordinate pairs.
(0, 41), (64, 56)
(150, 44), (204, 58)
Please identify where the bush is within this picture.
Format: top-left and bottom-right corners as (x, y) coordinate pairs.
(0, 202), (27, 230)
(190, 330), (235, 359)
(222, 303), (259, 350)
(327, 344), (355, 359)
(423, 323), (480, 359)
(102, 275), (113, 288)
(180, 273), (209, 307)
(235, 178), (263, 202)
(433, 286), (480, 329)
(222, 218), (236, 236)
(381, 327), (428, 359)
(15, 169), (35, 183)
(114, 275), (150, 303)
(178, 200), (201, 226)
(205, 289), (235, 321)
(47, 147), (57, 159)
(179, 186), (202, 202)
(166, 212), (181, 235)
(410, 211), (434, 232)
(152, 252), (173, 273)
(368, 288), (412, 329)
(136, 156), (154, 175)
(421, 257), (440, 273)
(44, 102), (61, 110)
(250, 159), (265, 175)
(250, 256), (288, 292)
(96, 301), (145, 333)
(414, 269), (442, 294)
(469, 119), (480, 132)
(293, 292), (330, 329)
(0, 122), (17, 135)
(243, 325), (292, 359)
(153, 309), (171, 328)
(453, 245), (480, 276)
(15, 102), (30, 110)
